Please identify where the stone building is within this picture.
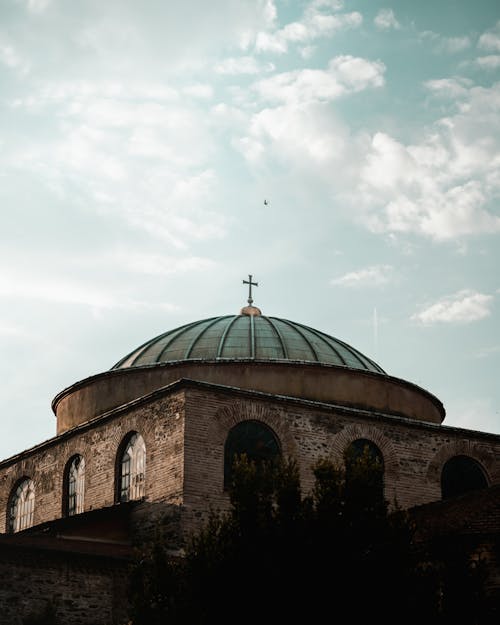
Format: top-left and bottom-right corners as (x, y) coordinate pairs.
(0, 284), (499, 623)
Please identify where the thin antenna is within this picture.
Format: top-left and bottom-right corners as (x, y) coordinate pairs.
(373, 307), (378, 357)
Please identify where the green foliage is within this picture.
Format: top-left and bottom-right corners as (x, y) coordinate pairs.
(130, 452), (492, 625)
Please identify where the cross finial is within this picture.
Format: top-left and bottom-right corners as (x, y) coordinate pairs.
(243, 274), (258, 306)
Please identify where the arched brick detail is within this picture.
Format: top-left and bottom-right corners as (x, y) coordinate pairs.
(426, 440), (494, 485)
(210, 401), (297, 458)
(330, 424), (400, 498)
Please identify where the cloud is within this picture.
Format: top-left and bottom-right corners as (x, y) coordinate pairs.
(374, 9), (400, 31)
(214, 56), (274, 75)
(331, 265), (394, 287)
(7, 1), (277, 81)
(0, 42), (30, 75)
(478, 21), (500, 52)
(420, 31), (471, 54)
(369, 180), (500, 241)
(472, 55), (500, 70)
(352, 81), (500, 241)
(18, 0), (52, 13)
(235, 101), (351, 166)
(0, 272), (134, 310)
(254, 1), (362, 54)
(1, 79), (228, 248)
(441, 36), (471, 54)
(182, 84), (214, 99)
(411, 290), (494, 325)
(300, 45), (316, 59)
(101, 252), (217, 276)
(0, 266), (185, 314)
(235, 62), (500, 243)
(253, 55), (385, 104)
(424, 77), (472, 99)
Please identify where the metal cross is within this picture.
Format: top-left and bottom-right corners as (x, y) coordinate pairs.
(243, 274), (258, 306)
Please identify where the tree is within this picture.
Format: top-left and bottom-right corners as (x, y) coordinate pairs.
(129, 450), (490, 625)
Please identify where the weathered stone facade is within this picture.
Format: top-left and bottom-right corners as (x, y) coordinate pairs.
(0, 541), (129, 625)
(0, 388), (186, 534)
(1, 379), (498, 540)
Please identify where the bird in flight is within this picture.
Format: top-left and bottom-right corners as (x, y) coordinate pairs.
(264, 199), (269, 205)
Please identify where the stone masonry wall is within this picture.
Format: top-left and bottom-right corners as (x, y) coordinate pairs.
(0, 544), (129, 625)
(182, 385), (500, 530)
(0, 378), (498, 544)
(0, 389), (186, 533)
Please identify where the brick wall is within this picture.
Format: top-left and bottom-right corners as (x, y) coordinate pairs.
(182, 384), (500, 523)
(0, 389), (186, 533)
(0, 379), (498, 542)
(0, 544), (129, 625)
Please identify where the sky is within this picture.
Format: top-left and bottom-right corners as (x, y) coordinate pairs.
(1, 0), (500, 460)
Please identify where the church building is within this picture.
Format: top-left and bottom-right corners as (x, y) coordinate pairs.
(0, 276), (499, 624)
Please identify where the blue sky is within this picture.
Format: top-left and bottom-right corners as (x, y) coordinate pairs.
(1, 0), (499, 459)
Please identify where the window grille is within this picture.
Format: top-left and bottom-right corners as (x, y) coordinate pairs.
(67, 456), (85, 516)
(119, 433), (146, 502)
(9, 479), (35, 532)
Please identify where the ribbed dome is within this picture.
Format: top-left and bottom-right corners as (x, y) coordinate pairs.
(112, 315), (385, 374)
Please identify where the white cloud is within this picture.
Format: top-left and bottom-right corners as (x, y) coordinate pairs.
(0, 266), (186, 315)
(235, 102), (351, 166)
(182, 84), (214, 99)
(478, 21), (500, 52)
(17, 0), (52, 13)
(300, 45), (316, 59)
(424, 77), (472, 99)
(411, 290), (494, 325)
(369, 180), (500, 241)
(0, 272), (132, 310)
(473, 55), (500, 70)
(210, 102), (248, 128)
(0, 42), (30, 75)
(329, 55), (385, 90)
(331, 265), (394, 287)
(1, 79), (229, 248)
(420, 31), (471, 54)
(255, 31), (288, 54)
(9, 1), (279, 81)
(441, 36), (471, 54)
(255, 68), (344, 103)
(353, 81), (500, 241)
(374, 9), (400, 31)
(109, 253), (215, 276)
(254, 2), (362, 54)
(253, 55), (385, 104)
(214, 56), (274, 75)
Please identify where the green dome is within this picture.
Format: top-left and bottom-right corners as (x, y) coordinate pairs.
(112, 315), (385, 374)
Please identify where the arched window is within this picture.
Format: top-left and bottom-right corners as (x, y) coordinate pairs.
(118, 432), (146, 502)
(345, 438), (384, 495)
(64, 455), (85, 516)
(441, 455), (488, 500)
(224, 420), (281, 487)
(8, 478), (35, 533)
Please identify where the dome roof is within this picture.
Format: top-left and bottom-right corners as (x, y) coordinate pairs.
(112, 315), (385, 374)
